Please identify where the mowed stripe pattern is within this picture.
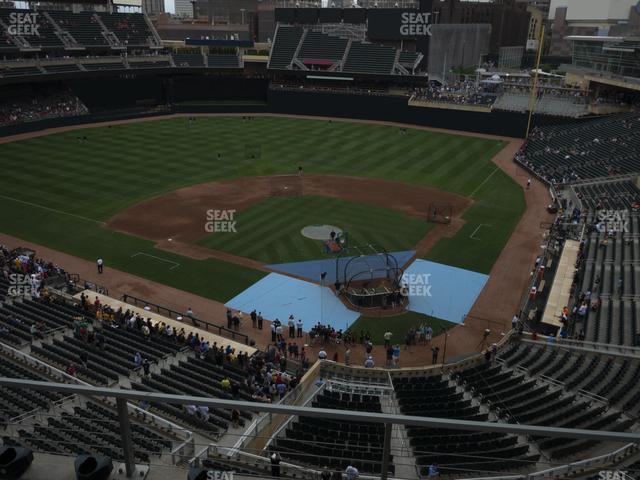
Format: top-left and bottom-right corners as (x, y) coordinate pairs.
(0, 117), (503, 220)
(198, 196), (433, 264)
(0, 116), (523, 302)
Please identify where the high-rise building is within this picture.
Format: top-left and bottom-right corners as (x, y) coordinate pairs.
(143, 0), (165, 15)
(548, 0), (639, 55)
(173, 0), (193, 17)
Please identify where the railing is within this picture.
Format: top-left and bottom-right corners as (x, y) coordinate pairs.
(121, 293), (249, 344)
(527, 443), (638, 480)
(0, 340), (193, 462)
(230, 361), (324, 456)
(521, 334), (640, 358)
(68, 273), (109, 295)
(577, 388), (610, 407)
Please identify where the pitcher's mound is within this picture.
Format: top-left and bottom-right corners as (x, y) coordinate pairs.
(301, 224), (343, 240)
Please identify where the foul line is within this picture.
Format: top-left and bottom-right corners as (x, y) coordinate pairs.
(469, 166), (499, 198)
(131, 252), (181, 270)
(470, 224), (491, 240)
(0, 194), (104, 225)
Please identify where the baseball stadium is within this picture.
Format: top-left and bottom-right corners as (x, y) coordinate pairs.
(1, 0), (640, 478)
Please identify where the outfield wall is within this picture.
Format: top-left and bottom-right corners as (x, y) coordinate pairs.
(0, 74), (591, 138)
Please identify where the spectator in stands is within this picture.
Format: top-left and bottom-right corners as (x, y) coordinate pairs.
(231, 408), (240, 427)
(196, 405), (210, 423)
(79, 350), (89, 368)
(427, 463), (439, 477)
(0, 87), (89, 127)
(318, 348), (327, 360)
(345, 464), (359, 480)
(142, 358), (151, 377)
(134, 351), (142, 368)
(66, 363), (77, 377)
(29, 322), (43, 340)
(270, 452), (282, 477)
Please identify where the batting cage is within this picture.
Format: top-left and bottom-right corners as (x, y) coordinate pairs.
(428, 203), (453, 225)
(270, 175), (304, 197)
(335, 245), (406, 309)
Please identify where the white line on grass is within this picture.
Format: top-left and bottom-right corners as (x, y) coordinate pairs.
(0, 194), (104, 224)
(470, 224), (491, 240)
(469, 166), (499, 198)
(131, 252), (181, 270)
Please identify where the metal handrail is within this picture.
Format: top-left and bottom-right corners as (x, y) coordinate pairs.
(121, 293), (249, 344)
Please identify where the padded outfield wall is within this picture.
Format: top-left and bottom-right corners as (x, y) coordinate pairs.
(0, 73), (588, 138)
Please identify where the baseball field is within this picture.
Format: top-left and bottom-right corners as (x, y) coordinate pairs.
(0, 115), (525, 307)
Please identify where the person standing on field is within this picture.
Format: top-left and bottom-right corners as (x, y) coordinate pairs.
(97, 258), (103, 274)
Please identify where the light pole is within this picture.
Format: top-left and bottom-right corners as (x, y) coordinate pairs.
(240, 8), (245, 25)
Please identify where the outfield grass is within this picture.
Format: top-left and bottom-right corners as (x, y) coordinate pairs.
(0, 116), (523, 302)
(349, 311), (455, 345)
(198, 195), (433, 264)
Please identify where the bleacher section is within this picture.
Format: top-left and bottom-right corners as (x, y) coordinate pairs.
(499, 341), (640, 417)
(206, 54), (240, 69)
(574, 212), (640, 345)
(172, 54), (204, 67)
(493, 92), (589, 118)
(96, 12), (154, 47)
(19, 401), (172, 462)
(81, 61), (125, 71)
(455, 362), (633, 459)
(393, 375), (537, 475)
(297, 30), (348, 67)
(0, 65), (41, 77)
(46, 11), (107, 47)
(343, 42), (395, 75)
(41, 63), (81, 74)
(518, 113), (640, 184)
(0, 9), (63, 49)
(268, 25), (304, 70)
(0, 354), (64, 419)
(129, 59), (171, 69)
(0, 9), (158, 51)
(574, 180), (640, 211)
(274, 389), (394, 475)
(268, 24), (419, 76)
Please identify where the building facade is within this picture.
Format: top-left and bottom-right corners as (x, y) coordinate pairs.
(548, 0), (638, 56)
(434, 0), (530, 53)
